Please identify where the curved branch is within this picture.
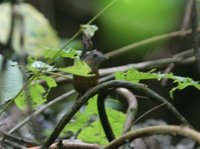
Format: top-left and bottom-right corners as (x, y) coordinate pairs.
(103, 125), (200, 149)
(115, 88), (138, 134)
(97, 88), (138, 142)
(42, 80), (191, 149)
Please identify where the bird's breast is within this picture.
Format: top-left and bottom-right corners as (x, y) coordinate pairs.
(73, 75), (99, 94)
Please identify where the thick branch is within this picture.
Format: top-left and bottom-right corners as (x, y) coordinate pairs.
(97, 91), (115, 141)
(115, 88), (138, 133)
(97, 88), (137, 142)
(28, 140), (101, 149)
(103, 125), (200, 149)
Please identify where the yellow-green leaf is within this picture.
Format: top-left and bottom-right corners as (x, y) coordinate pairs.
(59, 57), (94, 77)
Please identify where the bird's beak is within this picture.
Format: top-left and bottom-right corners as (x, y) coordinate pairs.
(102, 55), (109, 61)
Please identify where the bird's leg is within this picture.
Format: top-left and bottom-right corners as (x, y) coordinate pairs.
(76, 93), (87, 112)
(76, 93), (82, 101)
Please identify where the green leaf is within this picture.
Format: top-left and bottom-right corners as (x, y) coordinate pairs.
(59, 57), (94, 77)
(115, 68), (200, 98)
(44, 47), (78, 60)
(0, 56), (23, 104)
(15, 75), (57, 110)
(78, 120), (107, 145)
(106, 108), (126, 136)
(14, 92), (26, 109)
(78, 107), (125, 145)
(29, 83), (46, 108)
(169, 76), (200, 98)
(15, 83), (46, 110)
(115, 69), (157, 83)
(61, 97), (98, 136)
(39, 75), (57, 88)
(80, 24), (98, 38)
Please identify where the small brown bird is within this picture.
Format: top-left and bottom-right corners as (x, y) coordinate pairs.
(73, 50), (107, 97)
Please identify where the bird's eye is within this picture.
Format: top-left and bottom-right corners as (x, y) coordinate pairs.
(93, 54), (98, 58)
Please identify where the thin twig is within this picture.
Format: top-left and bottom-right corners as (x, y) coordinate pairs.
(44, 71), (72, 79)
(100, 56), (192, 76)
(3, 139), (26, 149)
(191, 1), (200, 73)
(173, 49), (193, 58)
(180, 0), (194, 36)
(105, 28), (200, 58)
(100, 49), (194, 76)
(8, 90), (75, 134)
(161, 63), (175, 86)
(131, 103), (167, 126)
(0, 131), (37, 146)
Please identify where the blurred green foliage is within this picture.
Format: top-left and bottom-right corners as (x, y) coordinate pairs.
(0, 3), (59, 58)
(95, 0), (186, 58)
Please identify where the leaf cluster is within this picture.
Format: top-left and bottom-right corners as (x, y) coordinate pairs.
(115, 68), (200, 98)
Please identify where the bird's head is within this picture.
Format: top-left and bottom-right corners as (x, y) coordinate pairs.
(82, 49), (107, 72)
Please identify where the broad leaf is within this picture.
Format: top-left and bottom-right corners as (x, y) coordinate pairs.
(115, 68), (200, 98)
(62, 97), (126, 145)
(15, 83), (46, 110)
(0, 55), (23, 104)
(59, 57), (94, 77)
(115, 69), (158, 83)
(15, 75), (57, 110)
(39, 75), (57, 89)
